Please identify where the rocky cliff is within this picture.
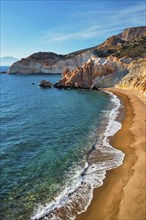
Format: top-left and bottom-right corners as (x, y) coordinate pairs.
(56, 54), (146, 94)
(54, 26), (146, 93)
(8, 51), (95, 74)
(8, 26), (146, 95)
(8, 26), (146, 75)
(55, 56), (129, 89)
(118, 26), (146, 41)
(115, 58), (146, 95)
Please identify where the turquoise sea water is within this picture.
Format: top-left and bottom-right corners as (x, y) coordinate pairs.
(0, 74), (124, 220)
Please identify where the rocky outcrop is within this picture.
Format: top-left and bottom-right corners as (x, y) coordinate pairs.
(55, 56), (129, 89)
(54, 26), (146, 93)
(118, 26), (146, 41)
(8, 26), (146, 75)
(0, 71), (7, 74)
(7, 26), (146, 95)
(115, 58), (146, 95)
(8, 52), (64, 74)
(39, 80), (52, 88)
(97, 27), (146, 59)
(98, 26), (146, 50)
(56, 55), (146, 94)
(8, 51), (94, 74)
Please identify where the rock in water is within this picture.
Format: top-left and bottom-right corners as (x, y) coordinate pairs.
(0, 71), (7, 74)
(39, 80), (52, 88)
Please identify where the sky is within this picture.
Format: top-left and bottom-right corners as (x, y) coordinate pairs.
(1, 0), (146, 59)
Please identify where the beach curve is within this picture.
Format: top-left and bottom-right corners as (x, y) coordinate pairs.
(76, 87), (146, 220)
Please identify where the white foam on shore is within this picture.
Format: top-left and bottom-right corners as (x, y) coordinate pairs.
(31, 91), (125, 220)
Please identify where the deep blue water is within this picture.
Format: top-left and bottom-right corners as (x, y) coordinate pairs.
(0, 74), (121, 219)
(0, 66), (10, 72)
(0, 66), (9, 72)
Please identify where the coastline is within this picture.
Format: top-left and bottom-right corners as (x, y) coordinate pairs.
(76, 88), (146, 220)
(31, 89), (124, 220)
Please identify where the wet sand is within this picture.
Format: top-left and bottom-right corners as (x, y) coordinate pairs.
(76, 88), (146, 220)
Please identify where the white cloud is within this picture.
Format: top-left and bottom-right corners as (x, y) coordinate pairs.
(42, 25), (102, 44)
(41, 2), (145, 44)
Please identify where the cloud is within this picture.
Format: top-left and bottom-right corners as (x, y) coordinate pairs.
(42, 1), (145, 44)
(42, 25), (102, 44)
(106, 3), (145, 25)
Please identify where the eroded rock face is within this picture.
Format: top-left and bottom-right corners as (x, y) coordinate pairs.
(54, 26), (146, 92)
(98, 26), (146, 50)
(55, 55), (146, 95)
(118, 26), (146, 41)
(8, 51), (94, 74)
(8, 26), (146, 75)
(7, 26), (146, 95)
(56, 56), (128, 89)
(115, 58), (146, 95)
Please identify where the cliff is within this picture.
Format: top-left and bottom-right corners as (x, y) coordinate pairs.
(56, 56), (146, 94)
(56, 54), (146, 94)
(118, 26), (146, 41)
(8, 26), (146, 95)
(115, 58), (146, 95)
(55, 56), (129, 89)
(8, 26), (146, 75)
(8, 51), (94, 74)
(98, 26), (146, 50)
(54, 26), (146, 93)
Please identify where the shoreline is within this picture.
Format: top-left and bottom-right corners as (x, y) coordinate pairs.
(76, 88), (146, 220)
(31, 89), (124, 220)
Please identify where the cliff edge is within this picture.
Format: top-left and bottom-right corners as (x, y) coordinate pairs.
(115, 58), (146, 95)
(8, 26), (146, 94)
(55, 26), (146, 94)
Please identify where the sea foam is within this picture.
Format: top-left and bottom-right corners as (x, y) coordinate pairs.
(31, 91), (125, 220)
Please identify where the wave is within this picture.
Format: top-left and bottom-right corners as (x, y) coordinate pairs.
(31, 91), (125, 220)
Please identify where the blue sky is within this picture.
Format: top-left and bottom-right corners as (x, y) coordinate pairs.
(1, 0), (146, 59)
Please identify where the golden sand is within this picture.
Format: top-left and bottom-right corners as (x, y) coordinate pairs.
(76, 88), (146, 220)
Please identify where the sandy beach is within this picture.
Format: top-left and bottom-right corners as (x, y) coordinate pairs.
(76, 88), (146, 220)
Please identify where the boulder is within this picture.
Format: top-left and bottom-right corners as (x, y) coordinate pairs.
(39, 80), (52, 88)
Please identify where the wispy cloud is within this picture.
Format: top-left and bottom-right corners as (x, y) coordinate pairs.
(105, 4), (145, 25)
(41, 1), (145, 45)
(42, 25), (102, 44)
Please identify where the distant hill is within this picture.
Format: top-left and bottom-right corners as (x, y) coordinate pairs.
(0, 56), (19, 66)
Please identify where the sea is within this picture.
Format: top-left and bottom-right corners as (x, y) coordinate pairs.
(0, 66), (10, 72)
(0, 67), (125, 220)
